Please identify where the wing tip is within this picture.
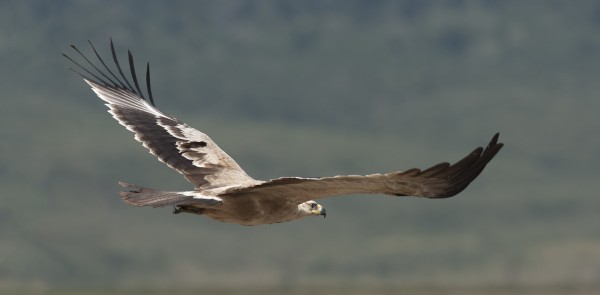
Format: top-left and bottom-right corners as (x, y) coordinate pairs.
(413, 132), (504, 199)
(489, 132), (503, 148)
(67, 39), (153, 98)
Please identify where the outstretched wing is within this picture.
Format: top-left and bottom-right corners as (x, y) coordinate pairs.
(232, 133), (503, 203)
(64, 40), (257, 189)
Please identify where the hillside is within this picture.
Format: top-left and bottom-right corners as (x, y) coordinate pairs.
(1, 0), (599, 292)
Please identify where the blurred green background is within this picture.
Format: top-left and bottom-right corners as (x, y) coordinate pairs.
(1, 0), (599, 294)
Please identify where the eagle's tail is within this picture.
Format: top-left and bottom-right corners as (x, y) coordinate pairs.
(118, 182), (195, 208)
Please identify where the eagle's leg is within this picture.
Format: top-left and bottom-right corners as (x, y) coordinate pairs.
(173, 205), (205, 215)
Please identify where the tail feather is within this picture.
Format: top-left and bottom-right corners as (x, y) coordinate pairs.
(118, 182), (194, 208)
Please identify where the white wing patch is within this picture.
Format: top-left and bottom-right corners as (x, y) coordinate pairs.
(158, 122), (222, 168)
(181, 191), (223, 202)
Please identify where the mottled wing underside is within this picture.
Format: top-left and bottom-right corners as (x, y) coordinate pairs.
(64, 40), (257, 189)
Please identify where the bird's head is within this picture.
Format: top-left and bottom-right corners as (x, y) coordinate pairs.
(298, 200), (327, 218)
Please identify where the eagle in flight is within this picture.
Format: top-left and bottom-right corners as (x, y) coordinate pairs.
(64, 40), (503, 226)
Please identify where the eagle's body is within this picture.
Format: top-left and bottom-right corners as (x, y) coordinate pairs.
(197, 192), (307, 225)
(64, 40), (503, 226)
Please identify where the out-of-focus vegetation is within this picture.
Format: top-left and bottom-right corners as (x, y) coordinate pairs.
(11, 286), (600, 295)
(1, 0), (600, 293)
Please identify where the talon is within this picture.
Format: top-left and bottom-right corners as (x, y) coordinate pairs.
(173, 206), (181, 214)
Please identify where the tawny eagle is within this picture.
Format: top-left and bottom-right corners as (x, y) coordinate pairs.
(64, 40), (503, 226)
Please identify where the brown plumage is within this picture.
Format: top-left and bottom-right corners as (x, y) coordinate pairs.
(65, 40), (503, 226)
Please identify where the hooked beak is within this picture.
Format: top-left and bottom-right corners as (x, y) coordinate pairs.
(319, 207), (327, 218)
(311, 205), (327, 218)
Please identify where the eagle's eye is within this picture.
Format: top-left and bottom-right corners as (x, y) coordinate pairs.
(310, 202), (318, 209)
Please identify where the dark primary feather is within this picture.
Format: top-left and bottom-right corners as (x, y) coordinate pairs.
(128, 50), (145, 103)
(145, 62), (155, 106)
(110, 40), (139, 99)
